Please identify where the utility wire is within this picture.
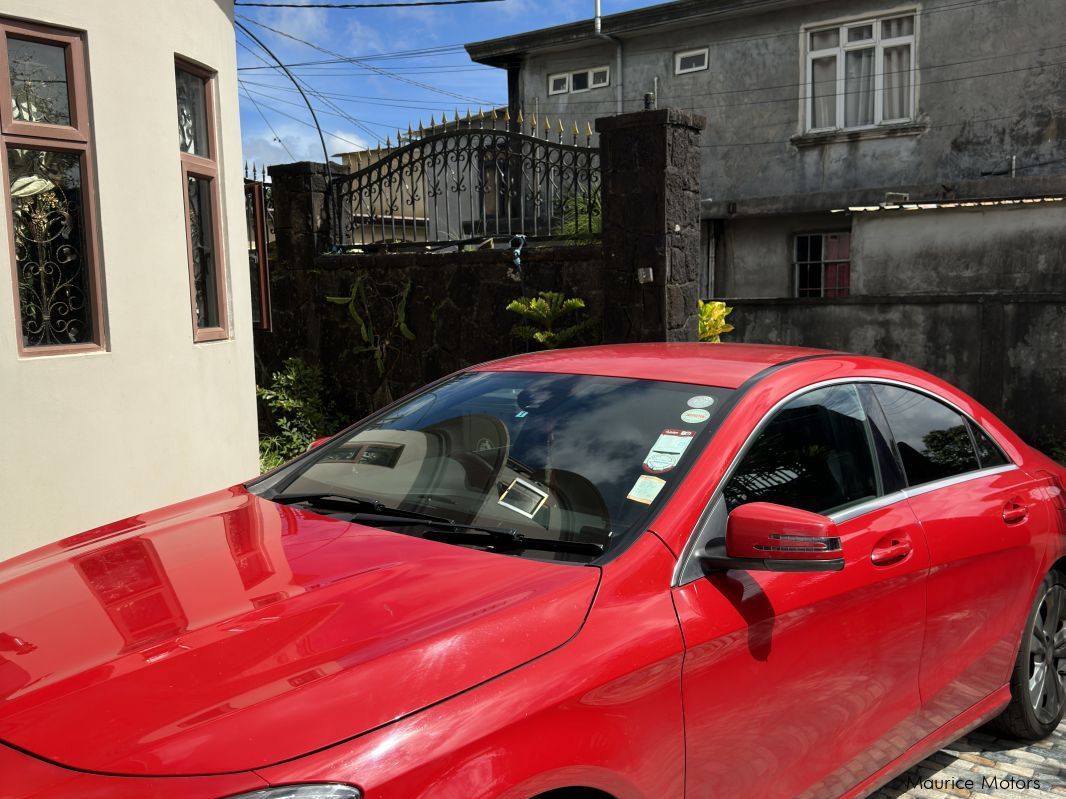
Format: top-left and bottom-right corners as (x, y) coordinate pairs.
(236, 14), (493, 104)
(238, 88), (370, 150)
(236, 0), (501, 7)
(239, 79), (298, 159)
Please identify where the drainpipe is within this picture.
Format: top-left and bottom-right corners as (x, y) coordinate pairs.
(594, 0), (624, 114)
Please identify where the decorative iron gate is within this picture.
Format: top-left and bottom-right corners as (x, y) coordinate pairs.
(333, 117), (601, 248)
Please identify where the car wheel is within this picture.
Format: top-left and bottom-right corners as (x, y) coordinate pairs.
(991, 571), (1066, 740)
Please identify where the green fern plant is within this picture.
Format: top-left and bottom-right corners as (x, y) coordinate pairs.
(506, 291), (597, 349)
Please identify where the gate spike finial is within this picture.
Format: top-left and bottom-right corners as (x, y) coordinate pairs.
(586, 121), (594, 144)
(418, 120), (425, 138)
(516, 109), (523, 126)
(530, 112), (537, 135)
(572, 120), (580, 143)
(252, 163), (258, 180)
(407, 124), (413, 141)
(430, 114), (436, 128)
(244, 160), (248, 179)
(557, 118), (565, 142)
(544, 115), (552, 134)
(385, 135), (392, 148)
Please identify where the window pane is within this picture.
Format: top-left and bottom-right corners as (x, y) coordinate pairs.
(825, 232), (849, 260)
(811, 56), (837, 128)
(571, 71), (589, 91)
(591, 68), (609, 86)
(725, 384), (879, 514)
(175, 68), (209, 156)
(8, 147), (93, 346)
(845, 48), (875, 127)
(873, 386), (980, 486)
(847, 24), (874, 42)
(679, 52), (706, 72)
(883, 16), (914, 39)
(188, 174), (219, 328)
(810, 29), (840, 50)
(970, 422), (1009, 468)
(883, 44), (912, 120)
(550, 75), (567, 93)
(8, 37), (71, 126)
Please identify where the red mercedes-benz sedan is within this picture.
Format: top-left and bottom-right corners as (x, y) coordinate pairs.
(3, 344), (1064, 799)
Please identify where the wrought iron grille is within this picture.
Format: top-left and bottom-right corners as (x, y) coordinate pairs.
(333, 119), (601, 248)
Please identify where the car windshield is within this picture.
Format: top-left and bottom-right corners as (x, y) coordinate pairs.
(252, 371), (733, 563)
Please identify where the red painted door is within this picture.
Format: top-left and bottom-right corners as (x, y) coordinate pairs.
(672, 383), (929, 798)
(674, 502), (929, 798)
(907, 470), (1048, 729)
(868, 383), (1050, 730)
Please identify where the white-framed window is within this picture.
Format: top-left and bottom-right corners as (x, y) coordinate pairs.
(675, 47), (709, 75)
(805, 12), (915, 132)
(556, 65), (609, 94)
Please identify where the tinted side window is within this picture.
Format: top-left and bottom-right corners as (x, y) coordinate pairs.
(873, 385), (979, 487)
(970, 421), (1009, 468)
(725, 384), (880, 515)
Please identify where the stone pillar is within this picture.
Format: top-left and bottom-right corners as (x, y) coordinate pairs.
(597, 109), (705, 343)
(256, 162), (338, 377)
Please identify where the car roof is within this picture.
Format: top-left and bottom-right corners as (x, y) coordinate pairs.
(473, 343), (838, 389)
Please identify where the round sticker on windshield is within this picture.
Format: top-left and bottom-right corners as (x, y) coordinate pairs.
(687, 395), (716, 409)
(681, 408), (711, 424)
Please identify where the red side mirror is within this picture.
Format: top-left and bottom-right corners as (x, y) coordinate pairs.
(701, 502), (844, 573)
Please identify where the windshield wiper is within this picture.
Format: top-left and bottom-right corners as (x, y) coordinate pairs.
(359, 517), (604, 557)
(270, 493), (452, 524)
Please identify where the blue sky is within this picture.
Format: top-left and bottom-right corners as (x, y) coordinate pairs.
(236, 0), (654, 171)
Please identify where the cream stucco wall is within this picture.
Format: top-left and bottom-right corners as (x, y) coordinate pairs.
(0, 0), (258, 559)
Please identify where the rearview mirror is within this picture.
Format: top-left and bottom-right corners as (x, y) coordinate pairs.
(700, 502), (844, 573)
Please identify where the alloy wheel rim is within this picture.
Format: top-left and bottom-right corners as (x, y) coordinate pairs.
(1028, 584), (1066, 724)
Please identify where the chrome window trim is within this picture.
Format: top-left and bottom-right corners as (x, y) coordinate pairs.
(671, 377), (1018, 587)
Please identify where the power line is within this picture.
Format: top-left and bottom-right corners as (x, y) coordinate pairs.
(238, 87), (370, 150)
(236, 14), (493, 104)
(239, 79), (298, 159)
(238, 44), (470, 70)
(519, 43), (1066, 109)
(698, 111), (1059, 150)
(236, 0), (501, 7)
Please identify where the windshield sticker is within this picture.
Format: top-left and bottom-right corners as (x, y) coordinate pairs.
(681, 408), (711, 424)
(627, 475), (666, 505)
(687, 395), (716, 409)
(642, 428), (696, 474)
(498, 477), (549, 518)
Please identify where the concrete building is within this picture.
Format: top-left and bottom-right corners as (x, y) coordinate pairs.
(0, 0), (258, 559)
(466, 0), (1066, 300)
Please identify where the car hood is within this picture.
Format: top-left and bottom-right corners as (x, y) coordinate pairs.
(0, 488), (600, 776)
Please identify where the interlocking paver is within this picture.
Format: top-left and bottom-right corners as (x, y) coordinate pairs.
(870, 721), (1066, 798)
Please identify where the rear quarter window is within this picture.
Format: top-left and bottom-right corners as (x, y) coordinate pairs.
(872, 385), (980, 487)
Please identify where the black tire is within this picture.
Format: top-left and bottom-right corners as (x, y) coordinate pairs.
(989, 570), (1066, 740)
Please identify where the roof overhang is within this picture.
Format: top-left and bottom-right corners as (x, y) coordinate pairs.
(465, 0), (828, 68)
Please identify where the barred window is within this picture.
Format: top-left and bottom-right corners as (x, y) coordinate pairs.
(794, 232), (851, 298)
(1, 18), (104, 353)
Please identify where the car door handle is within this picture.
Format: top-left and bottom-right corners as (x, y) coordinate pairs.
(871, 534), (912, 567)
(1002, 500), (1029, 525)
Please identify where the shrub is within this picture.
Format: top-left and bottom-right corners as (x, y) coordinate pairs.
(257, 357), (337, 472)
(506, 291), (598, 349)
(698, 300), (735, 343)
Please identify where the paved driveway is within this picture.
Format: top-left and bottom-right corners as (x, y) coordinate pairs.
(871, 722), (1066, 798)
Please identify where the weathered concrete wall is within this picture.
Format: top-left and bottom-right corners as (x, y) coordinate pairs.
(724, 295), (1066, 445)
(513, 0), (1066, 207)
(852, 203), (1066, 295)
(717, 212), (842, 297)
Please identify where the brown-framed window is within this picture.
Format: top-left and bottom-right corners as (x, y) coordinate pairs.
(175, 58), (228, 341)
(794, 231), (851, 298)
(244, 179), (271, 330)
(0, 18), (104, 353)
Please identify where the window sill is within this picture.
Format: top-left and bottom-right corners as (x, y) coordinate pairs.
(791, 122), (927, 147)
